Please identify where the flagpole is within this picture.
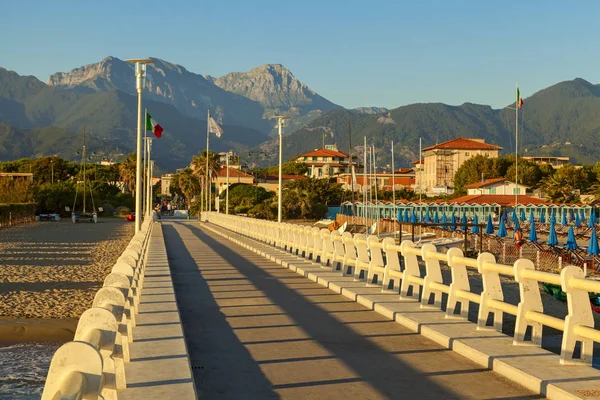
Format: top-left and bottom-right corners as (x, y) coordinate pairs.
(363, 136), (367, 226)
(146, 138), (152, 216)
(391, 140), (395, 205)
(323, 132), (325, 149)
(373, 145), (379, 236)
(206, 110), (210, 215)
(515, 83), (519, 218)
(226, 152), (230, 215)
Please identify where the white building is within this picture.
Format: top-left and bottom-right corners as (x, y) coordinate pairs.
(464, 178), (529, 195)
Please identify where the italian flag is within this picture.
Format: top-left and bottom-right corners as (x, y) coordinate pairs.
(146, 112), (163, 138)
(517, 87), (524, 109)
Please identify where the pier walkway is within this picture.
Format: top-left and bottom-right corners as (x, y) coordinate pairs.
(160, 220), (535, 399)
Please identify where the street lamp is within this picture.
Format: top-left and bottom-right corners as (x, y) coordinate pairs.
(125, 58), (154, 233)
(272, 116), (289, 223)
(146, 138), (153, 216)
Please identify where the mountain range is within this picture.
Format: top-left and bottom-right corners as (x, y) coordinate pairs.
(257, 78), (600, 168)
(1, 56), (600, 171)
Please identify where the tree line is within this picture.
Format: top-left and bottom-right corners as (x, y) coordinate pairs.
(453, 154), (600, 202)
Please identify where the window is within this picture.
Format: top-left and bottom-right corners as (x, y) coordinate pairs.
(489, 187), (496, 194)
(465, 152), (470, 157)
(312, 157), (317, 161)
(513, 187), (521, 194)
(485, 152), (489, 157)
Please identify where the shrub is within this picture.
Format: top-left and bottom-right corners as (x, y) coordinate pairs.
(101, 202), (115, 216)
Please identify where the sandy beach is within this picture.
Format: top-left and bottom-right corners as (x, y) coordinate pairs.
(0, 218), (134, 342)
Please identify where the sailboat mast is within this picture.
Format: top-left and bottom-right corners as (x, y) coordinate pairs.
(391, 140), (395, 205)
(515, 83), (519, 216)
(348, 118), (354, 211)
(373, 145), (379, 235)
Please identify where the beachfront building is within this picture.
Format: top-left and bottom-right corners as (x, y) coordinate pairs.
(292, 145), (357, 178)
(414, 138), (502, 196)
(464, 178), (530, 195)
(218, 150), (241, 170)
(161, 174), (174, 196)
(215, 167), (254, 194)
(0, 172), (33, 182)
(336, 168), (415, 192)
(522, 156), (570, 169)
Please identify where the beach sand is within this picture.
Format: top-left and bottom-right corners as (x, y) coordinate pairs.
(0, 218), (134, 342)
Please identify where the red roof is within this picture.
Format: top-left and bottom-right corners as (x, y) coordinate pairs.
(464, 178), (507, 189)
(449, 194), (547, 206)
(412, 159), (424, 165)
(215, 167), (253, 178)
(423, 138), (503, 151)
(295, 148), (350, 158)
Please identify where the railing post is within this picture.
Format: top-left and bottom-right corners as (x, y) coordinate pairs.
(382, 238), (401, 291)
(400, 241), (420, 300)
(446, 247), (469, 319)
(513, 259), (543, 346)
(476, 252), (504, 331)
(560, 266), (594, 365)
(420, 243), (443, 308)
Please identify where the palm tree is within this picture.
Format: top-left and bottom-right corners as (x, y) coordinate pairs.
(190, 150), (221, 199)
(118, 153), (137, 197)
(177, 168), (200, 206)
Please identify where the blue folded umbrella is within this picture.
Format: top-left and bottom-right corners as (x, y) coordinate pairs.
(589, 209), (596, 228)
(520, 209), (526, 222)
(397, 210), (403, 222)
(575, 213), (581, 227)
(569, 208), (575, 222)
(529, 210), (535, 224)
(461, 214), (468, 231)
(497, 218), (507, 237)
(433, 211), (439, 224)
(548, 222), (558, 246)
(502, 208), (508, 222)
(425, 211), (431, 223)
(441, 213), (448, 229)
(404, 209), (409, 223)
(561, 212), (567, 227)
(410, 209), (417, 223)
(565, 226), (578, 250)
(450, 214), (456, 230)
(485, 214), (494, 234)
(529, 221), (538, 242)
(581, 209), (586, 222)
(588, 229), (599, 256)
(540, 210), (546, 224)
(512, 209), (518, 222)
(550, 211), (556, 225)
(472, 215), (479, 233)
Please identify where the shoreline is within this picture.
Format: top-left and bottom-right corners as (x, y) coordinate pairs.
(0, 317), (77, 344)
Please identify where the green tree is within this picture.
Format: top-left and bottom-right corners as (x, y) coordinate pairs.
(504, 160), (543, 188)
(453, 155), (502, 194)
(257, 162), (309, 176)
(118, 153), (137, 197)
(541, 164), (588, 203)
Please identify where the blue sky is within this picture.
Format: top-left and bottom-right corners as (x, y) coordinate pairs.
(2, 0), (599, 109)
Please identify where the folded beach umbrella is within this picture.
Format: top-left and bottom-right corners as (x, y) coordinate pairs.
(565, 226), (578, 250)
(450, 214), (457, 230)
(589, 209), (597, 228)
(404, 209), (409, 223)
(540, 210), (546, 224)
(497, 218), (507, 237)
(520, 209), (526, 222)
(529, 210), (535, 224)
(425, 211), (431, 223)
(410, 209), (417, 224)
(569, 208), (575, 222)
(561, 212), (567, 227)
(548, 221), (558, 246)
(529, 220), (538, 242)
(575, 213), (581, 227)
(513, 218), (521, 235)
(441, 213), (448, 229)
(588, 229), (599, 256)
(485, 214), (494, 234)
(434, 211), (440, 224)
(472, 215), (479, 233)
(461, 213), (468, 231)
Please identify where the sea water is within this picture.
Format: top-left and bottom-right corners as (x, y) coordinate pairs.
(0, 342), (60, 399)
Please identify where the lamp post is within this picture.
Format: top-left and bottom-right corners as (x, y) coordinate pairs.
(126, 58), (154, 233)
(272, 116), (289, 223)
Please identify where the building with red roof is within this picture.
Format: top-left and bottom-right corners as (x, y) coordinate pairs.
(415, 138), (503, 196)
(292, 144), (359, 178)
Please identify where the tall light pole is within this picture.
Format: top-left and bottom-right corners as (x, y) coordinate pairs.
(226, 151), (230, 215)
(126, 58), (154, 233)
(272, 116), (289, 223)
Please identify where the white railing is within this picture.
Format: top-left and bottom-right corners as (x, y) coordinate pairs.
(205, 212), (600, 366)
(42, 215), (154, 400)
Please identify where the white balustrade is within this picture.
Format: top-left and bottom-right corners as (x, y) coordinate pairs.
(205, 212), (600, 367)
(42, 214), (155, 399)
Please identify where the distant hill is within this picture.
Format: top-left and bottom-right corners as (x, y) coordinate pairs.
(255, 78), (600, 168)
